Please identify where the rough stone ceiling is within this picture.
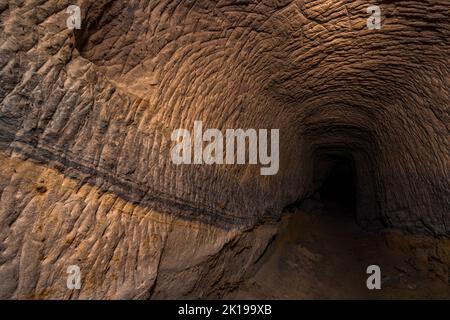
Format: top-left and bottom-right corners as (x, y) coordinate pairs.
(6, 0), (448, 232)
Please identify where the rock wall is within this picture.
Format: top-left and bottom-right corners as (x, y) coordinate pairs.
(0, 0), (448, 298)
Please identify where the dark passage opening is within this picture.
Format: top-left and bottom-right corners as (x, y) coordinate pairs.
(317, 158), (357, 220)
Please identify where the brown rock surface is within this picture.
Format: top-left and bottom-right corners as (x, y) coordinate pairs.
(230, 206), (450, 299)
(0, 0), (448, 299)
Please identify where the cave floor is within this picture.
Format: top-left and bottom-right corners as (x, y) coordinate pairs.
(228, 202), (450, 299)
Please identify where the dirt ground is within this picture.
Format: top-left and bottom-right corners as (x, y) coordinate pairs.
(227, 200), (450, 300)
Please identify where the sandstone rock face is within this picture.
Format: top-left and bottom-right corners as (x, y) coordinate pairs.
(0, 0), (448, 299)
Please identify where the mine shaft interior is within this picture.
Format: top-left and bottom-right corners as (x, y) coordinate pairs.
(0, 0), (448, 302)
(317, 158), (357, 220)
(227, 155), (449, 299)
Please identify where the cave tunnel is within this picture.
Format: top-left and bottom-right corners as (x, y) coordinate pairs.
(317, 157), (357, 220)
(306, 138), (383, 230)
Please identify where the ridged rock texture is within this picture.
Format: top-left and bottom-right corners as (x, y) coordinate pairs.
(0, 0), (448, 299)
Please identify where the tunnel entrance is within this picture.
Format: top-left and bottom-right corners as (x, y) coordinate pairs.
(317, 158), (357, 220)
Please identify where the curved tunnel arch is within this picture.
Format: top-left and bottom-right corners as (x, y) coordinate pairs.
(3, 0), (443, 236)
(0, 0), (448, 299)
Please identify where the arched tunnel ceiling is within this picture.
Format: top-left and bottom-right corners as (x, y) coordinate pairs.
(0, 0), (448, 299)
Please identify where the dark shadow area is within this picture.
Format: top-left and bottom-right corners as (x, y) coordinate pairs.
(317, 158), (357, 219)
